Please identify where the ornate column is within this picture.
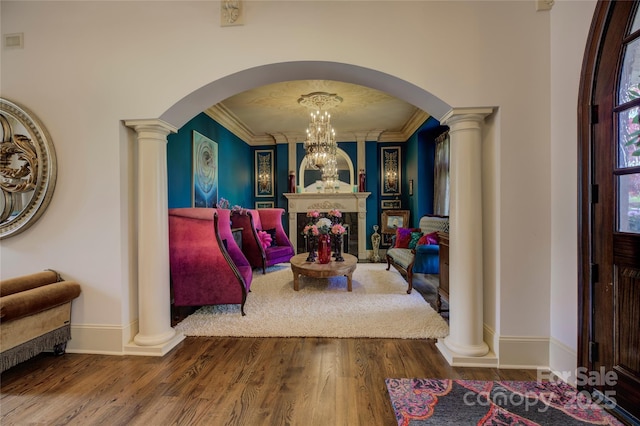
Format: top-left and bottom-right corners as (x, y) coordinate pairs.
(124, 119), (184, 355)
(436, 108), (495, 366)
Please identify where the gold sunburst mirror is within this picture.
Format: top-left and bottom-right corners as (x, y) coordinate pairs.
(0, 98), (57, 239)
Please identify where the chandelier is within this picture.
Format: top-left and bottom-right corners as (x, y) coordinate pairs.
(298, 92), (342, 174)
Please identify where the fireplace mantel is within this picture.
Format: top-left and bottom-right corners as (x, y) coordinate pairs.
(284, 192), (370, 259)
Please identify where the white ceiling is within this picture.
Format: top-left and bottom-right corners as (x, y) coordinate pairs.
(205, 80), (430, 145)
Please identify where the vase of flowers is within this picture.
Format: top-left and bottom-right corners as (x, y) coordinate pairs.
(327, 209), (346, 262)
(302, 209), (346, 263)
(317, 233), (332, 264)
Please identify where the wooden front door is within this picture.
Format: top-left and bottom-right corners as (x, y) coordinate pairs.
(579, 1), (640, 421)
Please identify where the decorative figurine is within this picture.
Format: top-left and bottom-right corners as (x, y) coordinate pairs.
(370, 224), (381, 262)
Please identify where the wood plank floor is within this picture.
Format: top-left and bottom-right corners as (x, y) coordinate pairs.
(1, 337), (538, 426)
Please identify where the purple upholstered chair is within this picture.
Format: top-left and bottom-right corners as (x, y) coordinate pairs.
(231, 208), (295, 274)
(168, 208), (252, 315)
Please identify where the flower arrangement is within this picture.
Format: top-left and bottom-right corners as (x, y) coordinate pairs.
(302, 209), (346, 262)
(217, 197), (230, 209)
(230, 204), (249, 216)
(302, 209), (346, 236)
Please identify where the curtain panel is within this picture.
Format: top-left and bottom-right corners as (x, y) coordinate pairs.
(433, 132), (450, 216)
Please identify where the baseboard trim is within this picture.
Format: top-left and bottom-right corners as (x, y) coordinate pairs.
(497, 335), (550, 369)
(66, 323), (131, 355)
(549, 337), (577, 386)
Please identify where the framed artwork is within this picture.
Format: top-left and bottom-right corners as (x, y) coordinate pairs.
(255, 201), (274, 209)
(381, 199), (401, 210)
(192, 131), (218, 208)
(255, 149), (274, 197)
(381, 210), (410, 234)
(382, 233), (394, 247)
(381, 146), (401, 196)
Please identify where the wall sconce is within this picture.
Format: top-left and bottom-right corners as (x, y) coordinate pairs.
(258, 170), (271, 192)
(386, 169), (398, 191)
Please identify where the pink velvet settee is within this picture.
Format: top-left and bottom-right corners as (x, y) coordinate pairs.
(168, 208), (252, 315)
(231, 208), (295, 274)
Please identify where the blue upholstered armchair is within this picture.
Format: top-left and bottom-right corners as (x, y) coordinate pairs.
(413, 242), (441, 274)
(386, 215), (449, 293)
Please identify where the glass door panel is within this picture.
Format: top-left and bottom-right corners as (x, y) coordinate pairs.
(619, 38), (640, 105)
(618, 173), (640, 233)
(618, 107), (640, 168)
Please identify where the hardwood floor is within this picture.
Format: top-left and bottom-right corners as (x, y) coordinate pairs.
(1, 337), (538, 425)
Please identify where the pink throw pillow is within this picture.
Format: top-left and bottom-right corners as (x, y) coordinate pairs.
(257, 230), (272, 249)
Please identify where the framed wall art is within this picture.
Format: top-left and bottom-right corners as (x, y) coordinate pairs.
(255, 201), (274, 209)
(381, 146), (401, 196)
(382, 233), (394, 247)
(381, 210), (410, 234)
(192, 130), (218, 208)
(255, 149), (274, 197)
(381, 199), (401, 210)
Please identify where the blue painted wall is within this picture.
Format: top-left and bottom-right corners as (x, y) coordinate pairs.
(409, 116), (442, 224)
(167, 113), (252, 209)
(167, 112), (445, 253)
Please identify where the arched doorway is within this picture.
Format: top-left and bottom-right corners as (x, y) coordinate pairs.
(578, 1), (640, 421)
(128, 61), (492, 366)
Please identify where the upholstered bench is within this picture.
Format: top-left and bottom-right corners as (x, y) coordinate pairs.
(385, 215), (449, 294)
(1, 270), (81, 372)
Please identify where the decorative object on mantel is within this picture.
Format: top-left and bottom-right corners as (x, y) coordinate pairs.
(1, 98), (57, 239)
(302, 209), (346, 263)
(370, 225), (381, 262)
(288, 170), (296, 194)
(358, 168), (366, 192)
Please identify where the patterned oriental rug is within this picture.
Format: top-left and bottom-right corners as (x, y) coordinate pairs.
(385, 378), (624, 426)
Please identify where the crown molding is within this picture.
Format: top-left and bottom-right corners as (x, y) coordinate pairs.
(205, 103), (430, 145)
(204, 104), (264, 145)
(379, 109), (430, 142)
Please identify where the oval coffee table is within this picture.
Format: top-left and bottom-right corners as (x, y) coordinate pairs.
(289, 253), (358, 291)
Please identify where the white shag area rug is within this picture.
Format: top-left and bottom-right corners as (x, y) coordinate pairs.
(175, 262), (449, 339)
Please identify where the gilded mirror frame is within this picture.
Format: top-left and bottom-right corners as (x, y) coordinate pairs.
(1, 98), (57, 239)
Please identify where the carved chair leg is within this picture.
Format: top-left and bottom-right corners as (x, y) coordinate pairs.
(406, 269), (413, 294)
(386, 255), (392, 271)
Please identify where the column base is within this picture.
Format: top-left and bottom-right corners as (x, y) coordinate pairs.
(124, 331), (185, 356)
(436, 338), (497, 367)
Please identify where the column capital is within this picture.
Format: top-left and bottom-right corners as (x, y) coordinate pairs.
(440, 107), (494, 127)
(125, 119), (177, 138)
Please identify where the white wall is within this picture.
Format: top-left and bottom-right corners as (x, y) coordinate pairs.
(0, 1), (594, 361)
(549, 0), (597, 379)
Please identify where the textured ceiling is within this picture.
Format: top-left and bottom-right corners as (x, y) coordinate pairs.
(206, 80), (429, 145)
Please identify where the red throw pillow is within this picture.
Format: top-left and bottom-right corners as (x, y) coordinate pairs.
(394, 227), (413, 248)
(417, 232), (439, 246)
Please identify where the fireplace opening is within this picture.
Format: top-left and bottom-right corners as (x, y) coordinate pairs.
(296, 212), (358, 257)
